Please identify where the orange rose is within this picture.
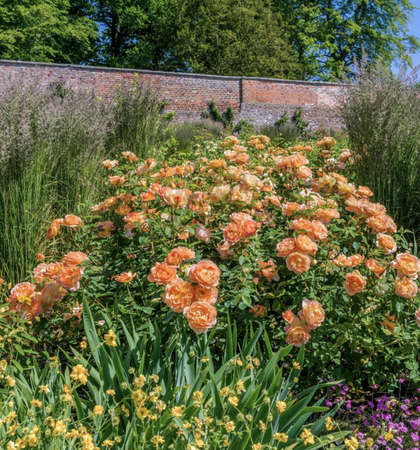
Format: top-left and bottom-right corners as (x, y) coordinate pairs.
(241, 220), (258, 239)
(102, 159), (119, 169)
(188, 192), (211, 216)
(123, 212), (146, 226)
(257, 260), (279, 282)
(217, 242), (233, 260)
(395, 276), (418, 299)
(366, 215), (393, 234)
(62, 252), (88, 267)
(96, 221), (116, 238)
(9, 282), (36, 307)
(193, 286), (218, 304)
(34, 262), (64, 283)
(299, 299), (325, 330)
(232, 144), (247, 152)
(119, 193), (138, 204)
(381, 314), (399, 335)
(103, 196), (119, 208)
(363, 202), (386, 217)
(235, 152), (250, 165)
(347, 254), (365, 267)
(241, 174), (263, 190)
(163, 189), (189, 208)
(391, 253), (420, 279)
(282, 202), (303, 216)
(115, 204), (132, 216)
(313, 208), (340, 223)
(147, 262), (178, 285)
(62, 215), (83, 229)
(310, 220), (328, 241)
(36, 282), (65, 310)
(195, 225), (212, 244)
(296, 234), (317, 255)
(230, 212), (253, 224)
(224, 150), (237, 160)
(290, 153), (309, 168)
(115, 272), (137, 283)
(356, 186), (373, 198)
(297, 166), (312, 180)
(276, 238), (297, 257)
(188, 260), (220, 288)
(290, 218), (312, 232)
(209, 159), (227, 169)
(284, 318), (311, 347)
(122, 151), (138, 161)
(343, 270), (366, 296)
(141, 191), (155, 202)
(108, 175), (125, 186)
(46, 219), (62, 240)
(223, 222), (243, 245)
(210, 184), (230, 202)
(286, 252), (311, 275)
(365, 259), (386, 277)
(376, 233), (397, 254)
(282, 310), (294, 323)
(416, 307), (420, 327)
(162, 280), (194, 312)
(249, 305), (266, 317)
(165, 247), (196, 267)
(57, 266), (82, 291)
(183, 301), (217, 334)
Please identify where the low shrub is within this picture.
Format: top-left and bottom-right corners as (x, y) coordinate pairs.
(0, 299), (348, 449)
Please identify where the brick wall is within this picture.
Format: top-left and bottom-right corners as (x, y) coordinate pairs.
(0, 60), (346, 128)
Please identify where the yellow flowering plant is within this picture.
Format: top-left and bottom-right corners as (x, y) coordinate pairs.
(0, 298), (349, 449)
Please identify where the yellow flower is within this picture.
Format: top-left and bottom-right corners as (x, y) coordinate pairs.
(300, 428), (315, 445)
(246, 363), (254, 370)
(134, 375), (146, 388)
(104, 330), (117, 347)
(171, 406), (183, 418)
(66, 429), (79, 439)
(235, 380), (245, 392)
(325, 416), (334, 431)
(71, 364), (89, 385)
(220, 387), (230, 396)
(151, 435), (165, 445)
(365, 438), (374, 449)
(0, 359), (7, 372)
(150, 374), (159, 383)
(384, 428), (394, 442)
(193, 391), (204, 401)
(28, 433), (38, 447)
(53, 420), (67, 436)
(223, 440), (230, 447)
(276, 400), (287, 413)
(274, 433), (288, 442)
(252, 358), (260, 366)
(39, 385), (50, 394)
(345, 437), (359, 450)
(137, 407), (148, 419)
(294, 377), (299, 383)
(293, 362), (301, 370)
(93, 405), (104, 416)
(259, 420), (266, 431)
(228, 396), (239, 406)
(252, 444), (262, 450)
(102, 440), (114, 447)
(6, 376), (16, 387)
(106, 389), (115, 396)
(30, 399), (42, 408)
(80, 341), (88, 349)
(225, 421), (235, 432)
(201, 357), (209, 363)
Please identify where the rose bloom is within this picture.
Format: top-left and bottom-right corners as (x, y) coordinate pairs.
(46, 219), (62, 239)
(282, 202), (304, 216)
(276, 238), (297, 257)
(223, 135), (240, 146)
(210, 184), (230, 202)
(102, 159), (119, 169)
(188, 260), (221, 288)
(183, 301), (217, 334)
(395, 276), (418, 299)
(62, 252), (88, 267)
(163, 189), (189, 208)
(365, 259), (386, 277)
(108, 175), (125, 186)
(141, 191), (155, 202)
(249, 305), (266, 317)
(241, 174), (263, 190)
(381, 314), (400, 335)
(195, 225), (211, 244)
(363, 202), (386, 217)
(230, 184), (253, 204)
(115, 204), (132, 216)
(376, 233), (397, 254)
(356, 186), (374, 198)
(193, 286), (218, 304)
(347, 254), (365, 267)
(34, 262), (63, 283)
(297, 166), (312, 180)
(230, 212), (253, 224)
(296, 234), (318, 255)
(290, 218), (313, 233)
(123, 212), (146, 226)
(209, 159), (227, 169)
(103, 196), (119, 208)
(284, 318), (311, 347)
(338, 151), (352, 162)
(416, 307), (420, 327)
(36, 282), (65, 309)
(115, 271), (137, 283)
(162, 280), (194, 312)
(235, 153), (250, 165)
(122, 151), (138, 162)
(366, 214), (392, 234)
(165, 247), (196, 267)
(391, 253), (420, 279)
(148, 262), (178, 285)
(188, 192), (211, 216)
(257, 260), (279, 282)
(291, 153), (309, 168)
(232, 144), (247, 152)
(286, 252), (311, 275)
(224, 150), (237, 160)
(9, 282), (36, 306)
(343, 270), (366, 296)
(310, 220), (328, 241)
(313, 208), (340, 223)
(25, 298), (44, 321)
(299, 299), (325, 329)
(57, 266), (82, 291)
(223, 222), (243, 245)
(217, 241), (233, 260)
(282, 310), (294, 324)
(96, 221), (116, 238)
(62, 215), (83, 229)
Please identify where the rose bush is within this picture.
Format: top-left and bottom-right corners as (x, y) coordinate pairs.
(3, 134), (420, 388)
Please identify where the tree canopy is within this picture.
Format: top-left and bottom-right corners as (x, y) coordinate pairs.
(0, 0), (418, 80)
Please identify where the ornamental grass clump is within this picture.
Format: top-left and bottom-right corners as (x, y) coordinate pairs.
(0, 299), (349, 449)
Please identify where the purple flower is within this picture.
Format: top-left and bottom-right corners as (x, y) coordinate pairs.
(398, 378), (405, 384)
(372, 384), (378, 389)
(411, 432), (419, 442)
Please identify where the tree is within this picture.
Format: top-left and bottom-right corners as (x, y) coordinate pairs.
(172, 0), (302, 78)
(272, 0), (420, 80)
(0, 0), (98, 63)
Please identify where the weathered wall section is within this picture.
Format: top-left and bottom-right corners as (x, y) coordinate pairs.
(0, 60), (345, 128)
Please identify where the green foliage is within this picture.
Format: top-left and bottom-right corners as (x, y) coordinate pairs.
(0, 0), (98, 63)
(292, 108), (309, 135)
(208, 102), (235, 128)
(173, 0), (301, 78)
(232, 120), (255, 136)
(272, 0), (420, 80)
(0, 299), (348, 449)
(341, 62), (420, 236)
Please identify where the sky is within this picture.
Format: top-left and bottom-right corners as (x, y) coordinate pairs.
(408, 0), (420, 67)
